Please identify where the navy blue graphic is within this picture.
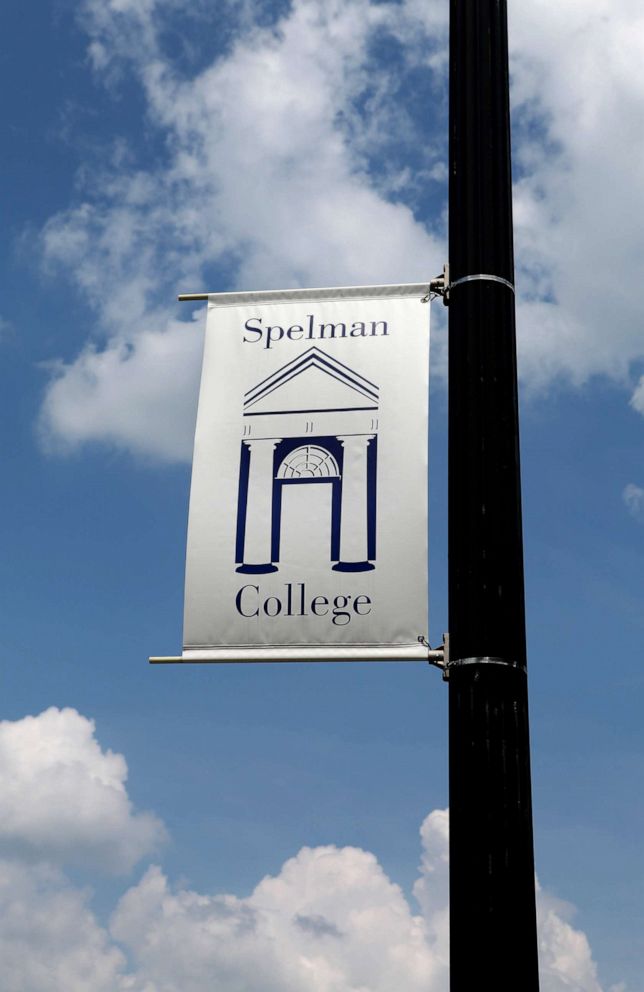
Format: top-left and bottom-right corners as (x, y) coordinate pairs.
(235, 348), (379, 575)
(271, 437), (344, 564)
(243, 346), (378, 414)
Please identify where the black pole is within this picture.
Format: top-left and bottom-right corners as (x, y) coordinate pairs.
(447, 2), (539, 990)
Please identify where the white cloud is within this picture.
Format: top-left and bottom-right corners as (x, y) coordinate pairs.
(0, 707), (165, 873)
(413, 810), (605, 992)
(39, 313), (203, 461)
(508, 2), (644, 394)
(629, 376), (644, 417)
(36, 0), (644, 458)
(623, 482), (644, 521)
(37, 0), (447, 462)
(412, 808), (449, 962)
(537, 883), (603, 992)
(107, 809), (606, 992)
(0, 861), (131, 992)
(0, 707), (612, 991)
(110, 847), (439, 992)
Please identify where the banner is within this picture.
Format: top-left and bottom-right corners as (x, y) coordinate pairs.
(182, 284), (430, 661)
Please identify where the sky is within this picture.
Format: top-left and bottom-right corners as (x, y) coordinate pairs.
(1, 0), (644, 989)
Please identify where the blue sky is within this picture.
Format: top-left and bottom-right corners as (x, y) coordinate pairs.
(1, 1), (643, 989)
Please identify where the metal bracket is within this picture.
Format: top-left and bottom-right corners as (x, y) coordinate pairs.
(423, 264), (450, 306)
(420, 632), (450, 676)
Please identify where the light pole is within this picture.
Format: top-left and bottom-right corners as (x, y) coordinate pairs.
(447, 2), (540, 988)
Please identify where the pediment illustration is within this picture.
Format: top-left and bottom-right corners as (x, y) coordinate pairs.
(243, 347), (379, 415)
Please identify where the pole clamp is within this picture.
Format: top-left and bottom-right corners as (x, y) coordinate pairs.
(426, 266), (515, 307)
(445, 656), (527, 680)
(449, 273), (515, 295)
(421, 637), (527, 681)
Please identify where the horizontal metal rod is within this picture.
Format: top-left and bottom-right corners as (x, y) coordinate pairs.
(150, 652), (445, 665)
(178, 282), (433, 305)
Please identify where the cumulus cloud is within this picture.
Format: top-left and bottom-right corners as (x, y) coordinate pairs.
(110, 846), (440, 992)
(537, 883), (603, 992)
(34, 0), (644, 461)
(37, 0), (447, 462)
(412, 807), (449, 960)
(509, 1), (644, 393)
(105, 809), (605, 992)
(412, 810), (606, 992)
(0, 707), (165, 872)
(39, 314), (203, 460)
(0, 861), (131, 992)
(0, 707), (611, 991)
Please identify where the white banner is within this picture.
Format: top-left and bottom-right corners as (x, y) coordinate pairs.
(183, 284), (430, 661)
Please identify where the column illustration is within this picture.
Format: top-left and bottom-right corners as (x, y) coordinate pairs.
(237, 439), (280, 573)
(333, 434), (375, 572)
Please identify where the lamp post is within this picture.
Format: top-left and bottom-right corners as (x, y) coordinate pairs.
(447, 2), (540, 988)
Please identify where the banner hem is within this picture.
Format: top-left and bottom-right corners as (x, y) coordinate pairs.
(207, 283), (430, 309)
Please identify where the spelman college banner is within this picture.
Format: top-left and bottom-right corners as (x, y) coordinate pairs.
(182, 284), (430, 662)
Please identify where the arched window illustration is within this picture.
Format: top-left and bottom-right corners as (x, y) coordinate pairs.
(235, 348), (378, 575)
(277, 445), (340, 480)
(271, 439), (343, 568)
(236, 435), (377, 574)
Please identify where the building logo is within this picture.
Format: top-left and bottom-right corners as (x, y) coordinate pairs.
(235, 347), (378, 574)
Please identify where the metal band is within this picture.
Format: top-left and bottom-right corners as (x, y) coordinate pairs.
(449, 273), (515, 294)
(447, 656), (526, 673)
